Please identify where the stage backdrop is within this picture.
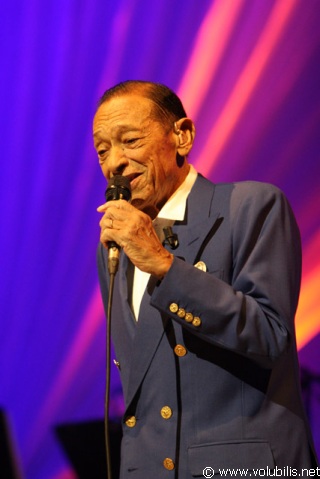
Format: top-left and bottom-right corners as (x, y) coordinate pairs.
(0, 0), (319, 478)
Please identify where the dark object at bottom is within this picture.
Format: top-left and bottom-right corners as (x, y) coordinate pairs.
(55, 419), (122, 479)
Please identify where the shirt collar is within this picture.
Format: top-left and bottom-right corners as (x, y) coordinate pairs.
(152, 165), (197, 242)
(156, 164), (198, 222)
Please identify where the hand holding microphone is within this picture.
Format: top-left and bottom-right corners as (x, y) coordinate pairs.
(104, 175), (131, 274)
(97, 176), (173, 278)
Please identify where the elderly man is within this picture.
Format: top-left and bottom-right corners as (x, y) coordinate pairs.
(94, 80), (317, 478)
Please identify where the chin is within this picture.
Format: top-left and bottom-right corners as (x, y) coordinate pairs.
(131, 197), (158, 218)
(131, 197), (149, 211)
(131, 188), (153, 209)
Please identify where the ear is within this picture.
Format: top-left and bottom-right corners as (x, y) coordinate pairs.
(174, 118), (195, 157)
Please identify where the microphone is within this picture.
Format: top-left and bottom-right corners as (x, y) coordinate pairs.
(105, 175), (131, 274)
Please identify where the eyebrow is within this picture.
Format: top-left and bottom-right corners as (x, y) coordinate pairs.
(118, 126), (143, 134)
(93, 125), (144, 139)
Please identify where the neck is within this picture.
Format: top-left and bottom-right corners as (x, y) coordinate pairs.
(147, 163), (191, 219)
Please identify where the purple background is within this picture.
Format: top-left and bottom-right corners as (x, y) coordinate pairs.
(0, 0), (319, 477)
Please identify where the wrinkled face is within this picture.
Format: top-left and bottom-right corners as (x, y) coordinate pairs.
(93, 94), (187, 217)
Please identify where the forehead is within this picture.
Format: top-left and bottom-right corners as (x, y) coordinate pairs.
(93, 94), (156, 138)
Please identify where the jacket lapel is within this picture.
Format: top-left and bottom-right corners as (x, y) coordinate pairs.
(122, 175), (219, 408)
(172, 174), (219, 265)
(111, 253), (137, 401)
(125, 284), (168, 408)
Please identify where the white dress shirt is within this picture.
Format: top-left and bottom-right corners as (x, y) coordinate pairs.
(131, 165), (198, 320)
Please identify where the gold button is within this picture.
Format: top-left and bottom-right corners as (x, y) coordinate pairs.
(160, 406), (173, 419)
(185, 312), (193, 323)
(177, 308), (186, 318)
(113, 359), (120, 369)
(194, 261), (207, 271)
(169, 303), (179, 313)
(163, 458), (175, 470)
(174, 344), (187, 357)
(125, 416), (136, 427)
(192, 317), (202, 327)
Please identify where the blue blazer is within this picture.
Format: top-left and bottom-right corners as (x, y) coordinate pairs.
(97, 175), (317, 478)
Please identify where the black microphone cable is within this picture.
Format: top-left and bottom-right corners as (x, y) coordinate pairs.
(104, 175), (131, 479)
(105, 271), (115, 479)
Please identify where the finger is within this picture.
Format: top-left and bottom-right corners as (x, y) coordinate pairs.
(100, 214), (117, 230)
(97, 203), (107, 212)
(100, 220), (119, 245)
(97, 199), (125, 213)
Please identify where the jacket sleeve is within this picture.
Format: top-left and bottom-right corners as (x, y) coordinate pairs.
(150, 183), (302, 368)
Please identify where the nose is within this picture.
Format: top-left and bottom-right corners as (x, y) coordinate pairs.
(103, 145), (129, 179)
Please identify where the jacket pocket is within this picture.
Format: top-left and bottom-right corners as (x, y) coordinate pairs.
(188, 440), (275, 476)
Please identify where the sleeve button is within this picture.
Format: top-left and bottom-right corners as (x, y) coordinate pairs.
(192, 317), (202, 327)
(169, 303), (179, 313)
(177, 308), (186, 318)
(185, 312), (193, 323)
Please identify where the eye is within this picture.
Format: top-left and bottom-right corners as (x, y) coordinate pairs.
(124, 137), (139, 145)
(97, 149), (109, 163)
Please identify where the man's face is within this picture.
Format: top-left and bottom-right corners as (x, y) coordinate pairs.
(93, 94), (187, 217)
